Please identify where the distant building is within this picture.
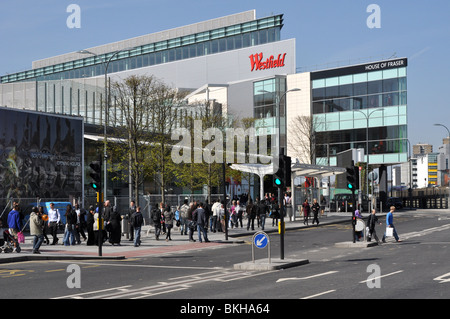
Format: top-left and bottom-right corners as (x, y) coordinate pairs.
(437, 138), (450, 186)
(413, 143), (433, 156)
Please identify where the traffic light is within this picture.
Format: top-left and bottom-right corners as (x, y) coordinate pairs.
(346, 165), (360, 191)
(284, 155), (292, 188)
(273, 155), (285, 188)
(89, 161), (102, 191)
(273, 155), (292, 189)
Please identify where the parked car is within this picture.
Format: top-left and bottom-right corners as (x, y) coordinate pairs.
(330, 193), (369, 212)
(22, 201), (70, 232)
(378, 197), (403, 211)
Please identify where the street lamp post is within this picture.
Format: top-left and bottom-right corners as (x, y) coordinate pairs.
(353, 108), (384, 211)
(78, 48), (132, 202)
(259, 87), (300, 260)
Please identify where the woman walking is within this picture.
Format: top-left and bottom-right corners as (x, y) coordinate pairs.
(163, 204), (174, 241)
(107, 207), (122, 246)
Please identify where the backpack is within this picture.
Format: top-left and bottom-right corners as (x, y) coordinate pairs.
(151, 209), (161, 222)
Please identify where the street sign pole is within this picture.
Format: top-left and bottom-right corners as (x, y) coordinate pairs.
(252, 231), (270, 264)
(279, 185), (284, 260)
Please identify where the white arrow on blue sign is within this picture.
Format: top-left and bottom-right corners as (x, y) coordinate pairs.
(254, 233), (268, 249)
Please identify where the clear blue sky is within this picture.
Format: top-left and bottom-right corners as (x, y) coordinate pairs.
(1, 0), (449, 151)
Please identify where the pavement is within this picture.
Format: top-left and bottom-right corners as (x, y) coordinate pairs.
(0, 212), (373, 265)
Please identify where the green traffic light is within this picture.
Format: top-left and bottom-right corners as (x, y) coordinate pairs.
(90, 182), (99, 190)
(347, 183), (353, 189)
(275, 178), (282, 186)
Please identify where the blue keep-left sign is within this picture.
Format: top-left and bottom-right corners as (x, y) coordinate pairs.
(254, 233), (268, 249)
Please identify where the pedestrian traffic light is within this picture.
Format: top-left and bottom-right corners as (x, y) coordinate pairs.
(346, 165), (359, 191)
(89, 161), (102, 191)
(273, 155), (292, 189)
(273, 155), (285, 188)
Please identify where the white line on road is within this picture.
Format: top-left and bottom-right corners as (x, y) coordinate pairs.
(55, 260), (224, 271)
(52, 285), (132, 299)
(359, 270), (404, 284)
(276, 271), (339, 283)
(301, 290), (336, 299)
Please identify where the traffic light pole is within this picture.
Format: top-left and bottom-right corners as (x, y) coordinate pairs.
(279, 186), (285, 260)
(346, 161), (359, 243)
(97, 153), (103, 256)
(351, 190), (356, 243)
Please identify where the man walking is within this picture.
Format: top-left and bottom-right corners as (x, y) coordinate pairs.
(7, 203), (21, 251)
(131, 206), (144, 247)
(127, 200), (136, 241)
(193, 202), (210, 243)
(30, 207), (44, 254)
(311, 198), (320, 226)
(179, 199), (190, 235)
(47, 203), (60, 245)
(151, 206), (162, 240)
(367, 209), (382, 243)
(382, 206), (402, 243)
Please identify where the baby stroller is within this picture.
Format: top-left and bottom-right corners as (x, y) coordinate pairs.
(0, 229), (21, 253)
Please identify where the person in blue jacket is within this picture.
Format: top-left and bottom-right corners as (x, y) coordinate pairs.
(382, 206), (402, 243)
(7, 203), (21, 250)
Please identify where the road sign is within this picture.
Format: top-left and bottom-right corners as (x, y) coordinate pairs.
(251, 231), (271, 264)
(254, 232), (268, 249)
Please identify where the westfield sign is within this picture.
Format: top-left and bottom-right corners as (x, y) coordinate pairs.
(249, 52), (287, 72)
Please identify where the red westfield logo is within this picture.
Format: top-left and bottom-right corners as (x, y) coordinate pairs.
(249, 53), (286, 72)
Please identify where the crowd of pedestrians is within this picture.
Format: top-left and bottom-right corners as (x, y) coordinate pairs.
(0, 196), (402, 254)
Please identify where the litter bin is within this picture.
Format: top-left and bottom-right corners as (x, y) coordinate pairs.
(121, 217), (129, 236)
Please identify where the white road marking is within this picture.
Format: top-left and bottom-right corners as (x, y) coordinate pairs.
(276, 270), (339, 283)
(433, 272), (450, 284)
(53, 269), (274, 299)
(359, 270), (404, 284)
(301, 290), (336, 299)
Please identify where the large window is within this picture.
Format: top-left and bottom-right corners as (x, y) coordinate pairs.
(312, 68), (407, 114)
(311, 65), (408, 165)
(1, 15), (284, 84)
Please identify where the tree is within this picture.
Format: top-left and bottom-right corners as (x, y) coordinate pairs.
(173, 100), (230, 202)
(288, 115), (324, 164)
(108, 75), (186, 204)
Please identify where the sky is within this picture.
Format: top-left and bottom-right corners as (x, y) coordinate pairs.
(1, 0), (449, 152)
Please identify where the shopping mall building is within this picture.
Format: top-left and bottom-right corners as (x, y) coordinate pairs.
(0, 10), (408, 205)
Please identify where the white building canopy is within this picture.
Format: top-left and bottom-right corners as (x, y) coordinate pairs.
(292, 163), (346, 180)
(230, 162), (346, 200)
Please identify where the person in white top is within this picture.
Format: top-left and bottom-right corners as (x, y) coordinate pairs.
(210, 199), (221, 233)
(47, 203), (60, 245)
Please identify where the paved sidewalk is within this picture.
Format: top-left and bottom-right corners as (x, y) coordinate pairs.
(0, 213), (353, 263)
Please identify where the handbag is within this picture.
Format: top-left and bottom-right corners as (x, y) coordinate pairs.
(386, 227), (394, 237)
(18, 231), (25, 243)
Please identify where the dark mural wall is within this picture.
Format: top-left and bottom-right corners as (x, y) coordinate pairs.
(0, 108), (83, 199)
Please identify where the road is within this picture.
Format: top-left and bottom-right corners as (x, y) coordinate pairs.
(1, 210), (449, 306)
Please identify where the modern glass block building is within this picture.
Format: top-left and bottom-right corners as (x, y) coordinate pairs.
(310, 58), (408, 166)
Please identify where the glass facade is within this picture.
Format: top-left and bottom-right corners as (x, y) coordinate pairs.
(1, 15), (283, 84)
(312, 60), (408, 165)
(253, 77), (287, 149)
